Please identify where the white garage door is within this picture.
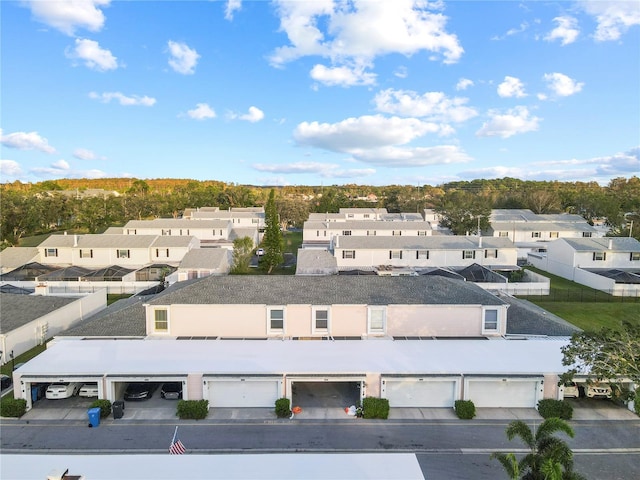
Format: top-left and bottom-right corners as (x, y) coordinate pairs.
(208, 379), (280, 408)
(467, 379), (540, 408)
(384, 379), (458, 407)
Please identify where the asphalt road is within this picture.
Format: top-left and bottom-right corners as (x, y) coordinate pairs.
(1, 418), (639, 479)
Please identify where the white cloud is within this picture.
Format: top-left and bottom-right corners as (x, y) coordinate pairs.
(269, 0), (463, 85)
(73, 148), (105, 160)
(497, 76), (527, 98)
(0, 129), (56, 153)
(476, 106), (540, 138)
(229, 106), (265, 123)
(543, 72), (584, 97)
(491, 21), (529, 40)
(25, 0), (110, 36)
(252, 161), (376, 179)
(29, 159), (107, 179)
(394, 66), (408, 79)
(89, 91), (156, 106)
(0, 160), (23, 177)
(545, 16), (580, 45)
(225, 0), (242, 21)
(456, 78), (474, 91)
(310, 64), (376, 87)
(348, 145), (472, 167)
(373, 89), (478, 123)
(167, 40), (200, 75)
(186, 103), (216, 120)
(579, 0), (640, 41)
(65, 38), (119, 71)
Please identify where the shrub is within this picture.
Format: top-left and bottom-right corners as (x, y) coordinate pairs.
(454, 400), (476, 419)
(176, 399), (209, 420)
(275, 397), (292, 418)
(90, 399), (112, 418)
(362, 397), (389, 419)
(537, 399), (573, 420)
(635, 390), (640, 417)
(0, 398), (27, 418)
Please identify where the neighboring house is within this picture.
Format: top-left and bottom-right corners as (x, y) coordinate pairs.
(182, 206), (265, 229)
(485, 209), (601, 260)
(528, 237), (640, 295)
(330, 236), (517, 273)
(37, 233), (198, 268)
(0, 290), (106, 361)
(0, 247), (39, 274)
(168, 248), (232, 282)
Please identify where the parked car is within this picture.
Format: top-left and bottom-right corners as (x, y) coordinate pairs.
(45, 382), (82, 399)
(586, 382), (612, 398)
(78, 383), (99, 398)
(124, 382), (158, 401)
(563, 382), (580, 398)
(256, 248), (265, 256)
(160, 382), (183, 400)
(0, 374), (12, 390)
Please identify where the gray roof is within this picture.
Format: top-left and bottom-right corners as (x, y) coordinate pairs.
(490, 222), (596, 233)
(59, 295), (147, 337)
(0, 293), (78, 333)
(103, 226), (124, 234)
(307, 213), (346, 221)
(295, 249), (338, 275)
(41, 234), (160, 249)
(490, 209), (588, 224)
(336, 235), (514, 250)
(0, 247), (40, 270)
(304, 220), (433, 231)
(562, 237), (640, 252)
(502, 295), (580, 337)
(190, 211), (264, 220)
(147, 275), (507, 307)
(339, 208), (388, 214)
(178, 248), (231, 270)
(124, 219), (231, 229)
(151, 236), (196, 247)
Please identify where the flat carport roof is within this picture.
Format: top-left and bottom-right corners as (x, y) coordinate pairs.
(14, 338), (570, 378)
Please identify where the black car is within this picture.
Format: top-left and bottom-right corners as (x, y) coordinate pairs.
(123, 382), (159, 401)
(160, 382), (183, 400)
(0, 374), (12, 390)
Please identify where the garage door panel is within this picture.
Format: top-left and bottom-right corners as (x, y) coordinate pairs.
(384, 380), (457, 407)
(208, 380), (280, 408)
(467, 380), (539, 408)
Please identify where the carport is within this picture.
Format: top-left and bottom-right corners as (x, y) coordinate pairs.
(106, 375), (188, 403)
(287, 375), (365, 408)
(16, 375), (104, 411)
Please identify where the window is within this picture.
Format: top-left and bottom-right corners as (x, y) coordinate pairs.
(179, 229), (189, 235)
(252, 219), (259, 224)
(80, 249), (93, 259)
(367, 230), (376, 236)
(592, 252), (606, 261)
(532, 232), (541, 238)
(498, 232), (509, 237)
(156, 249), (169, 258)
(45, 248), (58, 257)
(631, 252), (640, 261)
(389, 250), (402, 259)
(368, 307), (386, 334)
(127, 229), (136, 235)
(313, 307), (329, 331)
(342, 250), (356, 259)
(154, 309), (168, 332)
(484, 249), (497, 258)
(363, 214), (370, 219)
(316, 230), (320, 237)
(162, 229), (171, 236)
(550, 232), (559, 238)
(268, 308), (284, 331)
(417, 231), (427, 236)
(462, 250), (476, 259)
(117, 249), (130, 259)
(392, 231), (402, 236)
(582, 232), (592, 238)
(417, 250), (429, 260)
(483, 309), (498, 331)
(342, 230), (352, 236)
(347, 214), (354, 218)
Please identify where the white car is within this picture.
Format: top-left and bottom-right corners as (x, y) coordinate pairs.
(586, 383), (612, 398)
(45, 382), (82, 399)
(256, 248), (265, 256)
(78, 383), (99, 398)
(563, 382), (580, 398)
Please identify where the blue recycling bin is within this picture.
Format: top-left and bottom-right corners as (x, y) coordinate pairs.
(87, 407), (101, 428)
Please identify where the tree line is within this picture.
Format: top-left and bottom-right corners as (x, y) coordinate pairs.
(1, 176), (638, 248)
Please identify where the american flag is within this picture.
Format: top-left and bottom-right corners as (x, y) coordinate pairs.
(169, 438), (186, 455)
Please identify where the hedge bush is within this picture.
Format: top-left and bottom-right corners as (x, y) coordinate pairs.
(537, 399), (573, 420)
(362, 397), (389, 419)
(0, 398), (27, 418)
(635, 390), (640, 417)
(90, 399), (112, 418)
(275, 397), (292, 418)
(176, 399), (209, 420)
(454, 400), (476, 419)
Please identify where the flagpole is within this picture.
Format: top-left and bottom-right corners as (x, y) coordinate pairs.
(171, 425), (178, 448)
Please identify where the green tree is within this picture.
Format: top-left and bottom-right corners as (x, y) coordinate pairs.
(230, 236), (254, 274)
(491, 418), (585, 480)
(276, 196), (310, 229)
(260, 189), (284, 274)
(435, 190), (491, 235)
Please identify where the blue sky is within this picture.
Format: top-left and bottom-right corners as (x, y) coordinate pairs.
(1, 0), (639, 187)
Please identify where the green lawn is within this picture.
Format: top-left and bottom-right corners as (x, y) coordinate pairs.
(0, 344), (48, 376)
(519, 267), (640, 332)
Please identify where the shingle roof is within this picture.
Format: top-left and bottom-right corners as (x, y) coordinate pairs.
(59, 295), (147, 337)
(147, 275), (507, 306)
(502, 295), (580, 336)
(0, 247), (40, 270)
(151, 236), (196, 247)
(41, 234), (159, 249)
(0, 293), (78, 333)
(490, 222), (596, 232)
(124, 219), (231, 229)
(562, 237), (640, 252)
(304, 220), (433, 231)
(336, 235), (514, 250)
(178, 248), (230, 270)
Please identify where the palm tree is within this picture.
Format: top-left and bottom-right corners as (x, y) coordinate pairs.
(491, 418), (586, 480)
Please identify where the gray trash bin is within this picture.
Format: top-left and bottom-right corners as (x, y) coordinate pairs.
(112, 400), (125, 419)
(88, 407), (101, 427)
